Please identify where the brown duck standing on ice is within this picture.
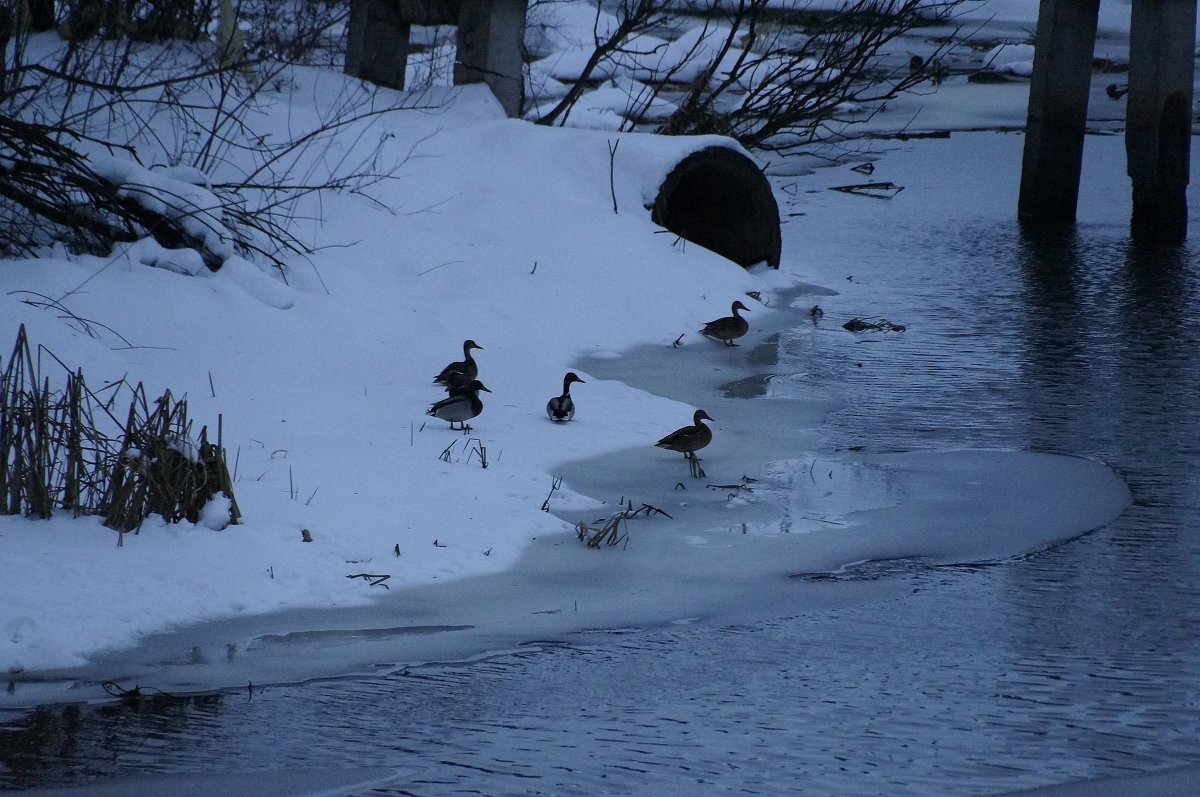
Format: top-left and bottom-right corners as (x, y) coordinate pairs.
(546, 372), (585, 422)
(700, 300), (751, 346)
(434, 339), (482, 391)
(655, 409), (714, 478)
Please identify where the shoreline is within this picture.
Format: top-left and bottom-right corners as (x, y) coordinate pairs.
(4, 279), (845, 708)
(4, 270), (1132, 709)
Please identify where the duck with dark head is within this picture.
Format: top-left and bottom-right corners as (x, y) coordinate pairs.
(435, 339), (483, 391)
(547, 372), (585, 422)
(655, 409), (714, 478)
(700, 301), (751, 346)
(428, 379), (491, 431)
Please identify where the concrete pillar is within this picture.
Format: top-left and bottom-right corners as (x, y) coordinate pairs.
(346, 0), (411, 91)
(1126, 0), (1197, 243)
(28, 0), (56, 31)
(455, 0), (526, 117)
(1018, 0), (1101, 226)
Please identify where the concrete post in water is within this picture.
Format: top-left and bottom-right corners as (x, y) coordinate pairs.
(1126, 0), (1197, 243)
(346, 0), (526, 117)
(1018, 0), (1101, 227)
(454, 0), (527, 117)
(346, 0), (412, 91)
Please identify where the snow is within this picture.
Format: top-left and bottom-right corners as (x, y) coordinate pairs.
(0, 81), (769, 680)
(0, 0), (1166, 705)
(984, 42), (1036, 76)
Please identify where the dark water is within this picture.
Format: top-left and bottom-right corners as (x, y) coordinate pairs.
(3, 174), (1200, 795)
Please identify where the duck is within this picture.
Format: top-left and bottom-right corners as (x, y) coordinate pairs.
(427, 380), (491, 430)
(435, 339), (483, 390)
(655, 409), (714, 478)
(700, 301), (751, 346)
(546, 372), (586, 422)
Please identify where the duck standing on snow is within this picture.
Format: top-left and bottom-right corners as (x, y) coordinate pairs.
(435, 339), (483, 390)
(700, 300), (751, 346)
(428, 380), (491, 430)
(546, 372), (585, 422)
(655, 409), (714, 478)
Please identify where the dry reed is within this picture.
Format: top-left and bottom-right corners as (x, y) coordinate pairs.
(1, 324), (239, 532)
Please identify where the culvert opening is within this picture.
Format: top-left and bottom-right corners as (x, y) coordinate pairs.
(651, 146), (781, 268)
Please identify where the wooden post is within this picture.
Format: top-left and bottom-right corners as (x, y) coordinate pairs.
(455, 0), (526, 117)
(1018, 0), (1101, 226)
(1126, 0), (1197, 243)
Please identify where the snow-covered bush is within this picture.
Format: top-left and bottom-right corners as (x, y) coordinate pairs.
(0, 1), (418, 275)
(530, 0), (967, 153)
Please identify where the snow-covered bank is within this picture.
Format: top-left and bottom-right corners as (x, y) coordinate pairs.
(0, 220), (1131, 706)
(0, 83), (771, 679)
(1, 7), (1148, 700)
(3, 104), (1134, 705)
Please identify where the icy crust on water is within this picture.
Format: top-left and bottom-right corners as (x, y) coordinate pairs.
(553, 446), (1132, 585)
(749, 449), (1132, 569)
(6, 445), (1129, 707)
(753, 456), (904, 536)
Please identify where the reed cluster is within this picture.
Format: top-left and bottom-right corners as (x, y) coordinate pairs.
(1, 325), (239, 533)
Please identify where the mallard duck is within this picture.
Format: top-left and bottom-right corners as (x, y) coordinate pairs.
(655, 409), (713, 477)
(546, 372), (585, 422)
(435, 340), (483, 390)
(427, 380), (491, 430)
(700, 300), (750, 346)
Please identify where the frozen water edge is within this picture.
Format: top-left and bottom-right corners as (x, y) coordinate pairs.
(7, 289), (1132, 710)
(996, 764), (1200, 797)
(14, 768), (399, 797)
(17, 763), (1200, 797)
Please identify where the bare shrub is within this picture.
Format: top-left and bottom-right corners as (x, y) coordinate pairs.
(534, 0), (966, 153)
(1, 1), (424, 275)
